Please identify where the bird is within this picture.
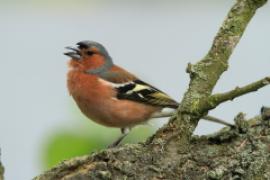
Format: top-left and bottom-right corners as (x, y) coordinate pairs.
(64, 40), (233, 147)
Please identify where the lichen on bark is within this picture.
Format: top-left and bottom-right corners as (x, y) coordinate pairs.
(35, 113), (270, 180)
(149, 0), (268, 151)
(35, 0), (269, 179)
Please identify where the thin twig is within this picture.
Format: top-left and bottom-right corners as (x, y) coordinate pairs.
(206, 77), (270, 110)
(151, 0), (268, 146)
(152, 111), (234, 127)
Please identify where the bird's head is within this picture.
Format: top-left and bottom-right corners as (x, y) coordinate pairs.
(64, 41), (113, 74)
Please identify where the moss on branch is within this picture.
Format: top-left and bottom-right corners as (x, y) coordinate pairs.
(202, 76), (270, 111)
(35, 0), (268, 179)
(150, 0), (268, 149)
(35, 113), (270, 180)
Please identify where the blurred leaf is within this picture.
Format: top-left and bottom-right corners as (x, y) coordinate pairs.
(43, 132), (94, 169)
(41, 122), (155, 169)
(41, 100), (156, 168)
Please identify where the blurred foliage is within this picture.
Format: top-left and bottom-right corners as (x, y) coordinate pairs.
(41, 107), (156, 169)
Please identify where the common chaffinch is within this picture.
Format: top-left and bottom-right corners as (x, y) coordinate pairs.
(64, 41), (232, 147)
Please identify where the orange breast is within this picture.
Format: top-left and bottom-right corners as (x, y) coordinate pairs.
(67, 70), (160, 128)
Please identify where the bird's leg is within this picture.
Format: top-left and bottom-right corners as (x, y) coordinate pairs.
(108, 127), (130, 148)
(152, 111), (234, 127)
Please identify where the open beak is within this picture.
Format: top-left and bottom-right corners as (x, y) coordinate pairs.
(64, 46), (81, 60)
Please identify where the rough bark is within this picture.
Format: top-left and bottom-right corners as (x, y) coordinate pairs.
(35, 112), (270, 180)
(35, 0), (269, 179)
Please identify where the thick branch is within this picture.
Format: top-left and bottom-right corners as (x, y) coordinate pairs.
(35, 112), (270, 180)
(150, 0), (267, 149)
(203, 76), (270, 110)
(35, 0), (268, 179)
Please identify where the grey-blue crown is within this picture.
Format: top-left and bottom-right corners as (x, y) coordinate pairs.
(77, 40), (110, 58)
(76, 40), (113, 75)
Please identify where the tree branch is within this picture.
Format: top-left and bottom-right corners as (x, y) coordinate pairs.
(152, 112), (234, 127)
(202, 76), (270, 110)
(35, 111), (270, 180)
(35, 0), (268, 179)
(149, 0), (268, 150)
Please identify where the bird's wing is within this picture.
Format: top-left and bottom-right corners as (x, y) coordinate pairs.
(99, 71), (179, 109)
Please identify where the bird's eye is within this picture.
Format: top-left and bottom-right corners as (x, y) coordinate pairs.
(86, 51), (94, 56)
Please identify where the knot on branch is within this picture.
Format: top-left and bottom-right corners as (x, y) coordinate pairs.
(186, 62), (210, 81)
(186, 62), (202, 79)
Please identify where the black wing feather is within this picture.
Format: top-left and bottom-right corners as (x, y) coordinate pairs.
(98, 71), (179, 108)
(116, 80), (179, 108)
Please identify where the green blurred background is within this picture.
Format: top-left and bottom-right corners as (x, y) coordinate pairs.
(42, 103), (155, 169)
